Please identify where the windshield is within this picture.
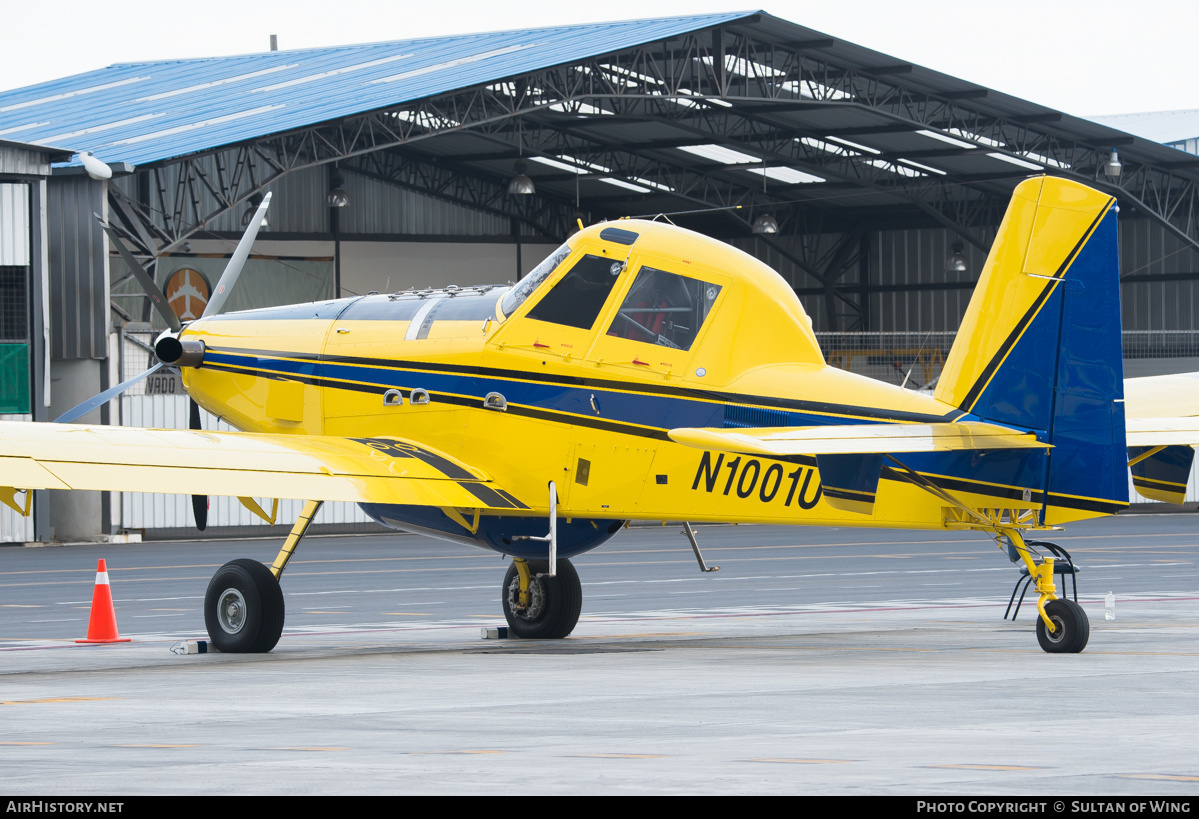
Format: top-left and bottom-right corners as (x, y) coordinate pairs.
(499, 243), (572, 319)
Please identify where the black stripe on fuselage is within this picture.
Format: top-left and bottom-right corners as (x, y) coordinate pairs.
(204, 345), (958, 425)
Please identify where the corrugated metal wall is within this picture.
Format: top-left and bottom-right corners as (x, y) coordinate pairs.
(0, 183), (30, 266)
(112, 161), (512, 237)
(46, 176), (107, 359)
(1120, 218), (1199, 331)
(0, 146), (52, 177)
(755, 219), (1199, 334)
(118, 395), (373, 530)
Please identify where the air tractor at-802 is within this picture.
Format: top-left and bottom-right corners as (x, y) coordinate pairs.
(7, 175), (1198, 655)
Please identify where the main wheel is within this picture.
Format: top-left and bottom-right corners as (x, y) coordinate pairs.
(1035, 598), (1090, 654)
(502, 558), (582, 639)
(204, 559), (285, 653)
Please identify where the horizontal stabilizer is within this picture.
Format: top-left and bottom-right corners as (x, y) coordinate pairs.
(667, 422), (1050, 457)
(0, 422), (528, 511)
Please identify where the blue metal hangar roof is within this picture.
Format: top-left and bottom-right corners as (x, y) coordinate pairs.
(0, 12), (754, 168)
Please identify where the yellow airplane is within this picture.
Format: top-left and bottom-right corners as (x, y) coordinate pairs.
(1, 174), (1174, 656)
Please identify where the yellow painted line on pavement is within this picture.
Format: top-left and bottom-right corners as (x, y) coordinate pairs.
(1122, 774), (1199, 782)
(0, 697), (121, 706)
(264, 746), (347, 752)
(111, 744), (201, 748)
(926, 764), (1044, 770)
(745, 758), (853, 764)
(571, 753), (671, 759)
(409, 750), (509, 755)
(0, 742), (56, 745)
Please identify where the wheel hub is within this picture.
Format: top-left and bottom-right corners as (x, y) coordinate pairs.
(217, 587), (247, 634)
(507, 575), (546, 621)
(1043, 614), (1066, 643)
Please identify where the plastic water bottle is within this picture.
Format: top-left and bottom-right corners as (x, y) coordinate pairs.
(1105, 592), (1116, 621)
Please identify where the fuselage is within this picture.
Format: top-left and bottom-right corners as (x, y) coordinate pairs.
(175, 219), (1106, 548)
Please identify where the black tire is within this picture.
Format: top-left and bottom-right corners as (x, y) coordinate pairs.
(1035, 598), (1090, 654)
(204, 559), (285, 653)
(501, 558), (582, 639)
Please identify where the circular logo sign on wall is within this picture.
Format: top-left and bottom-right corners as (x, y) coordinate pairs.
(165, 268), (212, 322)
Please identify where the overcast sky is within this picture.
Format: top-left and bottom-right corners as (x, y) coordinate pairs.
(1, 0), (1194, 118)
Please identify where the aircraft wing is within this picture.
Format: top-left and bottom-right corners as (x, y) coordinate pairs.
(0, 421), (528, 510)
(1125, 417), (1199, 447)
(667, 422), (1050, 457)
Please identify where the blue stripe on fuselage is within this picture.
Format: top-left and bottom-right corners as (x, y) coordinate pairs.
(203, 348), (1057, 501)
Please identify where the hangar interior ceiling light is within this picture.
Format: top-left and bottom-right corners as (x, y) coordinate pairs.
(747, 166), (824, 184)
(799, 136), (857, 157)
(327, 170), (349, 208)
(948, 128), (1004, 148)
(866, 158), (925, 178)
(752, 214), (779, 234)
(946, 240), (968, 274)
(241, 193), (268, 228)
(1104, 149), (1123, 179)
(987, 152), (1042, 170)
(508, 160), (535, 195)
(530, 156), (587, 174)
(676, 143), (760, 164)
(897, 158), (946, 176)
(916, 130), (977, 150)
(826, 136), (880, 155)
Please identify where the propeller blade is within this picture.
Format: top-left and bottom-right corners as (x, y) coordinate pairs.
(95, 215), (181, 333)
(202, 192), (272, 319)
(54, 363), (166, 424)
(189, 399), (209, 531)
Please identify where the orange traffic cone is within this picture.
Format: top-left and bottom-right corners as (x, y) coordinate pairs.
(75, 559), (131, 644)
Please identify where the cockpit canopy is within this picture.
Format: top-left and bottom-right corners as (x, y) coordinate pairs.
(494, 219), (823, 383)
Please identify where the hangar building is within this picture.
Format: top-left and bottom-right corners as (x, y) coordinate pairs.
(2, 11), (1198, 539)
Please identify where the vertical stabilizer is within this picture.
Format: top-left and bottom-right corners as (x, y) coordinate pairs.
(936, 176), (1126, 519)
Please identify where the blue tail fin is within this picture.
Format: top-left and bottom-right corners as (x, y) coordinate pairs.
(936, 176), (1127, 520)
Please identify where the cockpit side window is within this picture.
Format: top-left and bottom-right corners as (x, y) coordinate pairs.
(606, 266), (722, 351)
(499, 243), (571, 319)
(524, 254), (622, 330)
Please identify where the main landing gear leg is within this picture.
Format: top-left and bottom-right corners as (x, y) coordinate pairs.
(502, 482), (581, 638)
(204, 500), (322, 653)
(1003, 529), (1090, 654)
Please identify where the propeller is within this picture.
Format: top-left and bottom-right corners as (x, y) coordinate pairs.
(189, 398), (208, 531)
(53, 363), (165, 424)
(203, 192), (271, 319)
(55, 192), (274, 529)
(95, 215), (181, 333)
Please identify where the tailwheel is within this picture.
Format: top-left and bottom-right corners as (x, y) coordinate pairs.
(1035, 598), (1090, 654)
(502, 558), (582, 639)
(204, 559), (285, 653)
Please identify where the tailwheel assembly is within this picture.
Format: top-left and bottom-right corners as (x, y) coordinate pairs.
(1035, 598), (1090, 654)
(502, 557), (582, 639)
(204, 558), (285, 653)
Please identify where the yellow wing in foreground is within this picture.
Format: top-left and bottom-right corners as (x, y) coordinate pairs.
(0, 421), (527, 510)
(667, 422), (1050, 457)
